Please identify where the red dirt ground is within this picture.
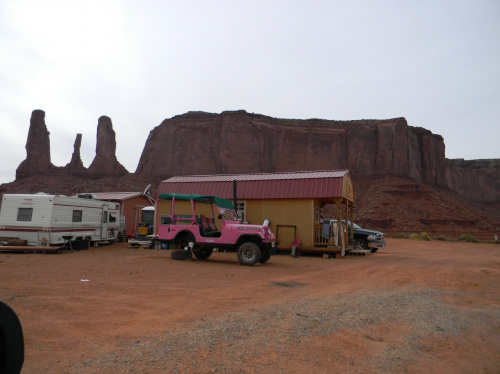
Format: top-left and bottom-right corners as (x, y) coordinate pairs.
(1, 238), (499, 373)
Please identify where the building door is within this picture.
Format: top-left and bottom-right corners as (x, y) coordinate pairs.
(101, 205), (109, 239)
(276, 225), (297, 250)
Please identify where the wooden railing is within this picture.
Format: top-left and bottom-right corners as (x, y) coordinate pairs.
(314, 223), (352, 249)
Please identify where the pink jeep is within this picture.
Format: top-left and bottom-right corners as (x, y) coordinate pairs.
(153, 193), (275, 266)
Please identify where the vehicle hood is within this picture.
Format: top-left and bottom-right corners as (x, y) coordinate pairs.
(354, 228), (384, 236)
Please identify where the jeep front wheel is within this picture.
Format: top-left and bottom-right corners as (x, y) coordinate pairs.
(259, 246), (271, 264)
(237, 242), (261, 266)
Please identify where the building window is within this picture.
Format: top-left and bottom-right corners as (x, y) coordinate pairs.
(72, 210), (82, 222)
(236, 201), (246, 222)
(17, 208), (33, 221)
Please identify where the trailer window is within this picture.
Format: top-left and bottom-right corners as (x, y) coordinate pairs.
(72, 210), (83, 222)
(109, 212), (117, 223)
(17, 208), (33, 221)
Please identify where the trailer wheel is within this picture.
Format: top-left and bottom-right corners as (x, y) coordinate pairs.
(237, 242), (261, 266)
(354, 239), (367, 250)
(193, 247), (213, 260)
(171, 250), (190, 260)
(259, 247), (271, 264)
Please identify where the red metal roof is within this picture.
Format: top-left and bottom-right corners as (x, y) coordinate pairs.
(157, 170), (350, 200)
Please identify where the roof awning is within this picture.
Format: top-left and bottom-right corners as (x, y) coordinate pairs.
(157, 193), (234, 210)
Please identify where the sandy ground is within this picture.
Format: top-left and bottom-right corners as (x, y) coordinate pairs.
(1, 238), (499, 374)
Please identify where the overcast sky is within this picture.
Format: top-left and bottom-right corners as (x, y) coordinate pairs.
(1, 0), (499, 184)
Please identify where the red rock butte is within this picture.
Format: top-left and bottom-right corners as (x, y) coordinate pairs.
(5, 109), (500, 238)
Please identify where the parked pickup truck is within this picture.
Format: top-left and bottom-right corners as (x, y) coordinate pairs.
(321, 219), (386, 253)
(153, 193), (275, 266)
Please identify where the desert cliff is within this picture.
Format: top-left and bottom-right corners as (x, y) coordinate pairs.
(2, 109), (498, 238)
(136, 111), (447, 187)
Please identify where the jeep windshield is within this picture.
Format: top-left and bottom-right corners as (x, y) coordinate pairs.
(157, 193), (234, 209)
(219, 208), (239, 221)
(157, 193), (239, 221)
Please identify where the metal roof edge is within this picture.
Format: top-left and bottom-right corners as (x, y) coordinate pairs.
(161, 169), (350, 183)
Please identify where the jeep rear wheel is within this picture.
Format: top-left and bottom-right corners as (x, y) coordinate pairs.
(175, 233), (195, 250)
(237, 242), (261, 266)
(193, 247), (213, 260)
(171, 250), (190, 260)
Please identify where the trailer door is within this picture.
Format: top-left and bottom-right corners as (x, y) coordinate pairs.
(101, 204), (109, 239)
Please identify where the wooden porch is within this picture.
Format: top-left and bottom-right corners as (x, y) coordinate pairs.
(309, 197), (354, 253)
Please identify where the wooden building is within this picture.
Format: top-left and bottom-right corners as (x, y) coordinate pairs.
(80, 192), (154, 237)
(155, 170), (355, 253)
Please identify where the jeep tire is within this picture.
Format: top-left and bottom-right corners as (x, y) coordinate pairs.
(193, 247), (213, 260)
(259, 246), (271, 264)
(237, 242), (261, 266)
(171, 250), (190, 260)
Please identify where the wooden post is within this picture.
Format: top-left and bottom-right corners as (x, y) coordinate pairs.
(336, 198), (342, 247)
(350, 202), (354, 240)
(344, 198), (348, 247)
(233, 180), (237, 214)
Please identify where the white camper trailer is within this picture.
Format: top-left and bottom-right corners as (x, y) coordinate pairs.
(0, 193), (120, 247)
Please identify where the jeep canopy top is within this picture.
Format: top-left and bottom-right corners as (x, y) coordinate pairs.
(157, 193), (234, 210)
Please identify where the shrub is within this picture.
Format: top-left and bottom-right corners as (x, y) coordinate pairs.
(433, 235), (454, 242)
(458, 234), (479, 243)
(409, 233), (420, 240)
(393, 233), (410, 239)
(420, 232), (431, 241)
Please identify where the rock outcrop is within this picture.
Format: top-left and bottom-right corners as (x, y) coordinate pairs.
(12, 109), (499, 210)
(136, 110), (500, 206)
(64, 133), (86, 176)
(87, 116), (128, 178)
(136, 111), (446, 187)
(6, 109), (499, 238)
(16, 110), (55, 180)
(16, 111), (129, 181)
(445, 159), (500, 203)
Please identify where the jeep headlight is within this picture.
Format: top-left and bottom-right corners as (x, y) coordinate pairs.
(367, 235), (376, 240)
